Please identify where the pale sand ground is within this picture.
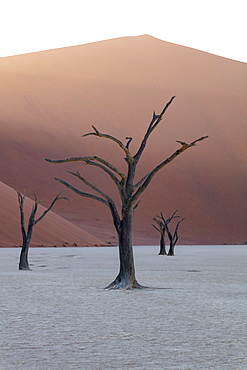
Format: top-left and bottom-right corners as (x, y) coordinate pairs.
(1, 246), (246, 369)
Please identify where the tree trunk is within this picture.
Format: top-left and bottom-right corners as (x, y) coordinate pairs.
(105, 210), (141, 289)
(19, 239), (31, 270)
(167, 242), (175, 256)
(158, 235), (166, 255)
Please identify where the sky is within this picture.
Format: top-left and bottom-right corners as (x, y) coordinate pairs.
(0, 0), (246, 63)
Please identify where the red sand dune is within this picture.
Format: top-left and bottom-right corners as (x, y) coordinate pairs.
(0, 35), (246, 245)
(0, 181), (105, 247)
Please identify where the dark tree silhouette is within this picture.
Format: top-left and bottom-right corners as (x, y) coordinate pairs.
(153, 210), (179, 255)
(17, 190), (68, 270)
(154, 210), (185, 256)
(152, 216), (167, 255)
(45, 96), (208, 289)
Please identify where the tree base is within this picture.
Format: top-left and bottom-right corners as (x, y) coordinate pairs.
(105, 276), (145, 290)
(19, 265), (31, 271)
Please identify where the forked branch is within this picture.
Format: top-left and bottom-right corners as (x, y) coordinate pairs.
(159, 210), (179, 224)
(34, 190), (69, 224)
(134, 96), (176, 162)
(82, 126), (133, 162)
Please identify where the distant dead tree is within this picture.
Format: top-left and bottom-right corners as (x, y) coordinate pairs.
(17, 190), (68, 270)
(45, 96), (208, 289)
(152, 215), (167, 255)
(152, 211), (179, 255)
(153, 210), (185, 256)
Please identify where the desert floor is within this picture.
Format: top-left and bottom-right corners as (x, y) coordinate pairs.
(1, 245), (246, 369)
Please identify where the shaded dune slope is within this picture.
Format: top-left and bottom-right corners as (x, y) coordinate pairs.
(0, 181), (105, 247)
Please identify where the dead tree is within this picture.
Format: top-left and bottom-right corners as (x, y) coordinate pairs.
(17, 190), (68, 270)
(45, 96), (208, 289)
(152, 217), (167, 255)
(153, 210), (180, 255)
(156, 210), (185, 256)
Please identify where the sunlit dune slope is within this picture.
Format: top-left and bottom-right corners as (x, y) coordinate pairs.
(0, 35), (246, 245)
(0, 181), (105, 247)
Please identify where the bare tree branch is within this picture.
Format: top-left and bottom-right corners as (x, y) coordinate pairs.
(82, 126), (133, 162)
(54, 177), (108, 206)
(70, 170), (122, 231)
(34, 190), (69, 224)
(133, 199), (141, 211)
(78, 159), (123, 188)
(68, 171), (114, 204)
(152, 217), (164, 233)
(173, 217), (185, 245)
(176, 135), (209, 147)
(45, 156), (126, 180)
(134, 96), (176, 162)
(132, 135), (208, 204)
(133, 172), (150, 189)
(125, 137), (132, 149)
(54, 177), (121, 231)
(88, 157), (126, 180)
(159, 210), (179, 224)
(152, 223), (161, 233)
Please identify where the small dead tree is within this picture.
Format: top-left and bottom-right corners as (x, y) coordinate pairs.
(154, 210), (185, 256)
(152, 217), (167, 255)
(17, 190), (68, 270)
(45, 96), (208, 289)
(153, 210), (180, 255)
